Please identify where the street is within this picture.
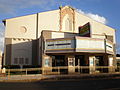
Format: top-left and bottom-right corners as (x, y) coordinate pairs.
(0, 78), (120, 90)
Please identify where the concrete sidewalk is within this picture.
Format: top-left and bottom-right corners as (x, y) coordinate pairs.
(0, 73), (120, 82)
(0, 74), (45, 82)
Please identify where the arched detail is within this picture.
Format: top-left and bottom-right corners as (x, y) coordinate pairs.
(59, 6), (75, 32)
(62, 14), (73, 31)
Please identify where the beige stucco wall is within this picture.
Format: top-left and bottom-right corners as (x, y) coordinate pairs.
(38, 10), (60, 37)
(5, 14), (37, 39)
(91, 21), (116, 43)
(4, 14), (37, 65)
(75, 11), (116, 43)
(37, 10), (60, 65)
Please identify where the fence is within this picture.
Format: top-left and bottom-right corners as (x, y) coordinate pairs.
(3, 66), (120, 77)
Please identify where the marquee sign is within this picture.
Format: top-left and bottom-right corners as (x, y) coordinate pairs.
(79, 22), (91, 37)
(45, 37), (113, 54)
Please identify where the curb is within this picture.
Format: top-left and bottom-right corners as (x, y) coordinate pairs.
(0, 73), (120, 82)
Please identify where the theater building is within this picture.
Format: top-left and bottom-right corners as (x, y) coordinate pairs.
(3, 6), (116, 73)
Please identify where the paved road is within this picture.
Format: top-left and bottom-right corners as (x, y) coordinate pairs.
(0, 78), (120, 90)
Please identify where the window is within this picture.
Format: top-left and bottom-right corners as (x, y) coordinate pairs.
(14, 58), (18, 64)
(62, 14), (73, 31)
(20, 26), (27, 33)
(65, 18), (70, 30)
(25, 58), (29, 64)
(45, 59), (50, 67)
(65, 18), (72, 31)
(68, 58), (74, 66)
(19, 58), (24, 64)
(14, 57), (29, 65)
(106, 35), (113, 42)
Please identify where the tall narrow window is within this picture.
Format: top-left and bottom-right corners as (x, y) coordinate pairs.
(45, 59), (50, 67)
(25, 58), (29, 64)
(65, 18), (72, 31)
(62, 14), (73, 31)
(14, 58), (18, 64)
(65, 18), (70, 31)
(19, 58), (24, 64)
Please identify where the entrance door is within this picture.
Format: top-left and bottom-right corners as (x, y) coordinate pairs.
(75, 55), (85, 73)
(75, 55), (85, 66)
(89, 56), (104, 74)
(95, 56), (104, 66)
(68, 57), (75, 74)
(95, 56), (104, 72)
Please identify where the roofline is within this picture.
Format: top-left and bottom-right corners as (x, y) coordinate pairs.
(59, 5), (75, 11)
(75, 10), (116, 31)
(2, 9), (59, 22)
(2, 5), (75, 22)
(2, 5), (117, 31)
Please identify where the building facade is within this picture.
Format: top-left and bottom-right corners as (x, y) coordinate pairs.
(3, 6), (116, 72)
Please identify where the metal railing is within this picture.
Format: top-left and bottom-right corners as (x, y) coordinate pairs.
(2, 66), (120, 77)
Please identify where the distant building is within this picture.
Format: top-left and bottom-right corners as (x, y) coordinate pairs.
(116, 54), (120, 66)
(2, 6), (116, 73)
(116, 57), (120, 66)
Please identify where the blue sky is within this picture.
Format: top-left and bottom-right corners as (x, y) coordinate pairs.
(0, 0), (120, 53)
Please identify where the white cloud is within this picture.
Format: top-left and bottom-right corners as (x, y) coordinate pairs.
(87, 13), (107, 24)
(0, 23), (5, 52)
(77, 9), (107, 24)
